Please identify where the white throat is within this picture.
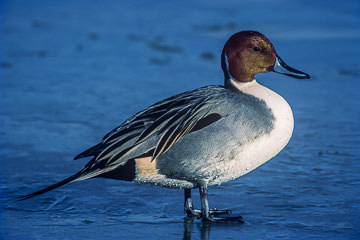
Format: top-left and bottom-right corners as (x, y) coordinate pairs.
(228, 78), (257, 91)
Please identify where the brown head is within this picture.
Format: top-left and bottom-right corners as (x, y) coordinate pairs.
(221, 31), (309, 85)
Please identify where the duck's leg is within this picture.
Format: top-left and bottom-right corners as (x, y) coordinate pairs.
(184, 189), (231, 217)
(184, 189), (199, 216)
(199, 186), (244, 223)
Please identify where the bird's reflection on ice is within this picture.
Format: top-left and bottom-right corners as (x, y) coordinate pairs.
(183, 217), (210, 240)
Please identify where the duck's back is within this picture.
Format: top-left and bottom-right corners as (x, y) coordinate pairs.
(134, 81), (293, 188)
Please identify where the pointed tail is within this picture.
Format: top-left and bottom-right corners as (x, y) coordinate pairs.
(16, 173), (81, 201)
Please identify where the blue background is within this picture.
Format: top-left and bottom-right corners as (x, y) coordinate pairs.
(1, 0), (359, 239)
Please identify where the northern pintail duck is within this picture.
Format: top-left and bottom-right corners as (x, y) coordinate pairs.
(19, 31), (309, 223)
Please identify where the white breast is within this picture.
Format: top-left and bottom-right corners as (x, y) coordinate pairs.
(222, 79), (294, 182)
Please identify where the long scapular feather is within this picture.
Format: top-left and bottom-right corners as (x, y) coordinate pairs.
(151, 102), (213, 160)
(135, 107), (188, 144)
(95, 132), (140, 161)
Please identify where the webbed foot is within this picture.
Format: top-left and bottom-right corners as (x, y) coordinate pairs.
(184, 188), (244, 224)
(186, 207), (231, 217)
(202, 215), (244, 224)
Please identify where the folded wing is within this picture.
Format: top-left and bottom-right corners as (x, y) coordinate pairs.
(74, 85), (226, 179)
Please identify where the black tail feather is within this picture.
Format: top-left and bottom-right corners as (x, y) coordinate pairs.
(16, 174), (80, 201)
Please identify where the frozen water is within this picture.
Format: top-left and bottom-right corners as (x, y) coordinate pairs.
(1, 0), (359, 239)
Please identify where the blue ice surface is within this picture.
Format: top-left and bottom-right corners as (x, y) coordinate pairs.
(1, 0), (360, 239)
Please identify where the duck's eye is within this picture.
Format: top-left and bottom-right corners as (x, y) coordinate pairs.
(253, 47), (261, 52)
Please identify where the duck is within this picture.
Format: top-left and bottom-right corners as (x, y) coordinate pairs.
(19, 31), (309, 223)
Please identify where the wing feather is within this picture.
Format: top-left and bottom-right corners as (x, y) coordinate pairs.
(151, 101), (212, 160)
(75, 85), (226, 176)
